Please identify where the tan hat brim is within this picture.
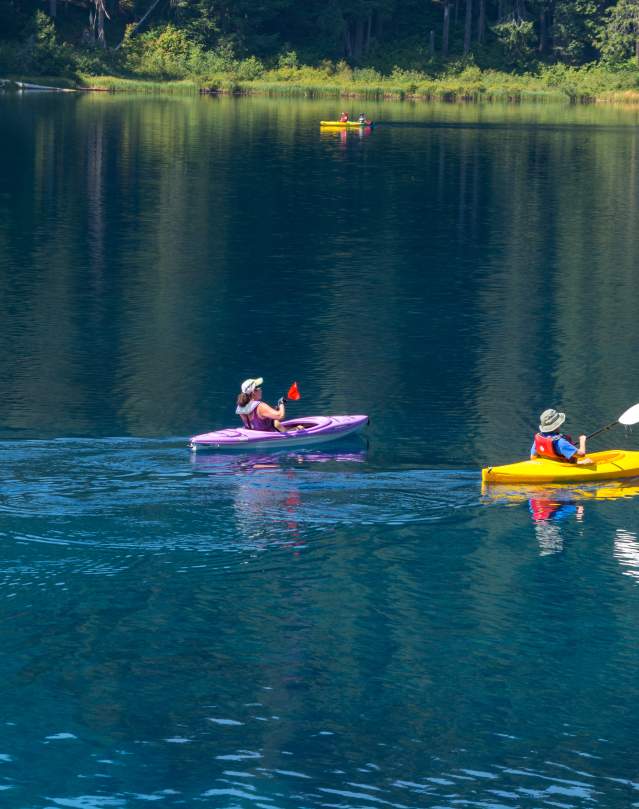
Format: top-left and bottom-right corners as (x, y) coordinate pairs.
(539, 412), (565, 432)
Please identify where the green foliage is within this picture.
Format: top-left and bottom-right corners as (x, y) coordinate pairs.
(552, 0), (601, 64)
(18, 11), (75, 75)
(277, 50), (299, 68)
(491, 18), (536, 68)
(353, 66), (382, 83)
(597, 0), (639, 64)
(2, 0), (639, 97)
(233, 55), (264, 80)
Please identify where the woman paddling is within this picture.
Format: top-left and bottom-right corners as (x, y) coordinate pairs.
(236, 378), (286, 432)
(531, 409), (592, 464)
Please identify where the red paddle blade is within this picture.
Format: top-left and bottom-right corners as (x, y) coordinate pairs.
(287, 382), (301, 401)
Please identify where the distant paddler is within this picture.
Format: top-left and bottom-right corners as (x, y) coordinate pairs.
(531, 409), (592, 465)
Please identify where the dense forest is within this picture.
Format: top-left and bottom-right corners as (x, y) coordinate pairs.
(1, 0), (639, 84)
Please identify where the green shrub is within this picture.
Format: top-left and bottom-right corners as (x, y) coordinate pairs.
(233, 55), (264, 80)
(118, 24), (200, 78)
(73, 46), (114, 76)
(277, 50), (299, 69)
(353, 66), (381, 83)
(19, 11), (74, 76)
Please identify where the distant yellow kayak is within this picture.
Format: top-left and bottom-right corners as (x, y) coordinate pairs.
(320, 120), (374, 128)
(482, 449), (639, 484)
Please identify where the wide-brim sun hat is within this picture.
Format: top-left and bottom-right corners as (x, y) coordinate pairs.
(539, 408), (566, 433)
(241, 377), (263, 395)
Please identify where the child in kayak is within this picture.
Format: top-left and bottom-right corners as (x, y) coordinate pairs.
(531, 409), (592, 464)
(339, 112), (349, 122)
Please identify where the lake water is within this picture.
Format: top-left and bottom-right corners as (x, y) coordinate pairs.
(2, 92), (639, 808)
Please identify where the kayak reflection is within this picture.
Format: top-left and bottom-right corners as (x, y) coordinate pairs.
(191, 449), (367, 552)
(481, 479), (639, 510)
(483, 479), (639, 555)
(190, 448), (367, 474)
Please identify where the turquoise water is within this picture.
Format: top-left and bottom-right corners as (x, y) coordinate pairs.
(2, 93), (639, 808)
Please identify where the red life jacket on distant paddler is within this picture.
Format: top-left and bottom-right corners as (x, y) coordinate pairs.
(533, 432), (574, 462)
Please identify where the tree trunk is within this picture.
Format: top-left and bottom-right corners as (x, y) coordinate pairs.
(636, 34), (639, 66)
(477, 0), (485, 43)
(454, 0), (459, 25)
(365, 12), (372, 51)
(430, 28), (435, 55)
(463, 0), (473, 54)
(539, 9), (546, 52)
(116, 0), (163, 45)
(442, 2), (450, 57)
(353, 17), (365, 59)
(49, 0), (57, 17)
(497, 0), (504, 22)
(89, 5), (96, 44)
(97, 0), (106, 47)
(344, 24), (352, 58)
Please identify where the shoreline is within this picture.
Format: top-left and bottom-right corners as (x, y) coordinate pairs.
(2, 74), (639, 105)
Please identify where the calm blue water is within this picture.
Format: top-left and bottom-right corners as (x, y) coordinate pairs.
(2, 92), (639, 808)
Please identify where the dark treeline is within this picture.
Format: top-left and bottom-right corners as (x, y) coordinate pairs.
(0, 0), (639, 79)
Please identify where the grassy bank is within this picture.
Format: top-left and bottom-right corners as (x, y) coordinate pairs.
(3, 64), (639, 103)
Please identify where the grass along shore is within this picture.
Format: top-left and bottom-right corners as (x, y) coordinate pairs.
(2, 64), (639, 103)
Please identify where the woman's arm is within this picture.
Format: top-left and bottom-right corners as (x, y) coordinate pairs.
(257, 401), (285, 420)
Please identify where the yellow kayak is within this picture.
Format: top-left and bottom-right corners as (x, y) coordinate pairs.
(482, 449), (639, 484)
(320, 120), (373, 127)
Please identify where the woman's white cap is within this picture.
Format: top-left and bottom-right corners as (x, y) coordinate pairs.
(241, 377), (263, 395)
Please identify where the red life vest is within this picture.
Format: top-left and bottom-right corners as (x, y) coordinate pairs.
(529, 498), (561, 522)
(533, 432), (574, 462)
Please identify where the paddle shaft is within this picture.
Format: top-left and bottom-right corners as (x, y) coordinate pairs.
(586, 420), (618, 441)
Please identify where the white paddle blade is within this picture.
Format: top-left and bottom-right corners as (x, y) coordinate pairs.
(619, 403), (639, 425)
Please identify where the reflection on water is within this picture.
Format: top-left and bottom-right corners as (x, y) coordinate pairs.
(614, 528), (639, 582)
(190, 449), (368, 474)
(483, 480), (639, 554)
(3, 94), (639, 807)
(1, 93), (639, 469)
(192, 449), (368, 551)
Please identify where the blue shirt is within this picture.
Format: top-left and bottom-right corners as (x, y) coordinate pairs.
(531, 432), (578, 460)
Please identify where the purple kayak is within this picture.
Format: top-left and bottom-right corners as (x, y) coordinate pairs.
(189, 415), (368, 451)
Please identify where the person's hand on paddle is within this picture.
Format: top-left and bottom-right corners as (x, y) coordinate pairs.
(576, 434), (592, 464)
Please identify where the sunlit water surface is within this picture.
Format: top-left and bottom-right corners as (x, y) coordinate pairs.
(1, 93), (639, 808)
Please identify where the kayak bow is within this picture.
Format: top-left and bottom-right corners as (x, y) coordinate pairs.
(190, 414), (368, 451)
(482, 449), (639, 484)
